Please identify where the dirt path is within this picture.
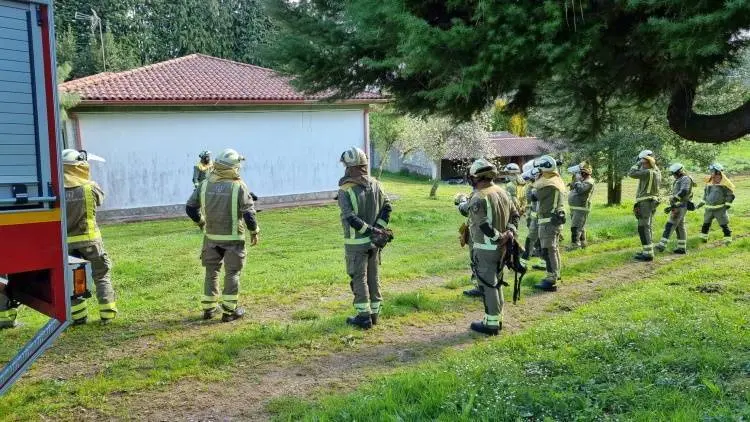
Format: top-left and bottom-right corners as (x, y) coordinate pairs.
(111, 253), (683, 421)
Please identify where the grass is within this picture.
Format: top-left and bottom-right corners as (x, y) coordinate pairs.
(1, 171), (749, 421)
(270, 239), (750, 421)
(718, 138), (750, 173)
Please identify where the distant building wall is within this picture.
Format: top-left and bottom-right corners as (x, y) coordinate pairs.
(370, 145), (437, 178)
(74, 108), (366, 214)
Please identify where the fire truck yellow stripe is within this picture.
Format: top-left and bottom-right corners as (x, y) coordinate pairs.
(0, 210), (60, 226)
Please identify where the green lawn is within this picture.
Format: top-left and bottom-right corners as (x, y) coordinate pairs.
(1, 172), (748, 421)
(718, 139), (750, 173)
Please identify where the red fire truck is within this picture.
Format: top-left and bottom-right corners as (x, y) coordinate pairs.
(0, 0), (90, 395)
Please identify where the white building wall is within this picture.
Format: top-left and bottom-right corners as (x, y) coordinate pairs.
(75, 109), (366, 211)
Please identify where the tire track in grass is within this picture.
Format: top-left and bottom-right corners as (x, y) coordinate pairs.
(119, 250), (694, 421)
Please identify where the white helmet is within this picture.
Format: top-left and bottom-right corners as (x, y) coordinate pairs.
(469, 158), (498, 178)
(340, 146), (368, 167)
(503, 163), (521, 174)
(215, 148), (245, 168)
(638, 149), (654, 159)
(708, 163), (724, 173)
(668, 163), (684, 175)
(62, 149), (86, 165)
(522, 159), (534, 173)
(199, 150), (211, 159)
(521, 167), (540, 181)
(533, 155), (557, 173)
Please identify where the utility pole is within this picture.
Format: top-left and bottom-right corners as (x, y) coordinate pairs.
(74, 9), (106, 71)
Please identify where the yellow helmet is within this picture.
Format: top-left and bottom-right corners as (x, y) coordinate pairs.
(215, 148), (245, 168)
(340, 147), (368, 167)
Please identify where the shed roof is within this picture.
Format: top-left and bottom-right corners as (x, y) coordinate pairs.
(488, 131), (553, 158)
(60, 54), (385, 106)
(442, 131), (554, 160)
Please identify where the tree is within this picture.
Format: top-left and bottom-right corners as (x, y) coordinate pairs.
(57, 62), (81, 147)
(400, 114), (493, 197)
(491, 100), (527, 136)
(54, 0), (276, 79)
(369, 107), (408, 178)
(265, 0), (750, 144)
(530, 92), (720, 205)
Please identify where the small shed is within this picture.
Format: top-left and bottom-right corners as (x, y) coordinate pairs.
(439, 132), (554, 180)
(60, 54), (385, 220)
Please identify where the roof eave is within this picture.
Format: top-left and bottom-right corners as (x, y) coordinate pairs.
(72, 98), (390, 107)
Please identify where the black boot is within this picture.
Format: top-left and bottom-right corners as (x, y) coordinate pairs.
(469, 321), (500, 336)
(0, 320), (17, 329)
(673, 248), (686, 255)
(370, 313), (379, 326)
(203, 306), (221, 320)
(463, 287), (483, 297)
(701, 223), (711, 243)
(634, 227), (653, 261)
(221, 307), (245, 323)
(534, 278), (558, 292)
(580, 228), (587, 248)
(721, 225), (732, 245)
(633, 252), (653, 262)
(72, 316), (88, 326)
(566, 227), (580, 251)
(346, 314), (373, 329)
(522, 237), (531, 260)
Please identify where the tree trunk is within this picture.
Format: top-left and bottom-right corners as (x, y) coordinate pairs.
(377, 155), (387, 179)
(667, 84), (750, 143)
(429, 179), (440, 197)
(429, 161), (441, 198)
(607, 178), (622, 206)
(606, 154), (622, 205)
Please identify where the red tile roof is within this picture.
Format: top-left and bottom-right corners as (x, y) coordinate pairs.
(60, 54), (386, 105)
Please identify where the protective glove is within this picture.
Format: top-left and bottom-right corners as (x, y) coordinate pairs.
(454, 193), (468, 206)
(250, 192), (259, 201)
(250, 232), (260, 246)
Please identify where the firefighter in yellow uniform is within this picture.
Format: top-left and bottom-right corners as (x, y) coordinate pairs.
(697, 163), (736, 245)
(628, 150), (662, 261)
(338, 147), (392, 330)
(566, 161), (595, 250)
(193, 150), (213, 188)
(456, 159), (519, 335)
(186, 149), (259, 322)
(62, 149), (117, 325)
(532, 155), (567, 291)
(500, 163), (527, 212)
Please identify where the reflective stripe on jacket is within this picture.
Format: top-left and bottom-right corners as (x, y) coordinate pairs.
(65, 183), (103, 246)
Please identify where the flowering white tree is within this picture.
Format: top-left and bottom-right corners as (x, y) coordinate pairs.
(401, 113), (495, 197)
